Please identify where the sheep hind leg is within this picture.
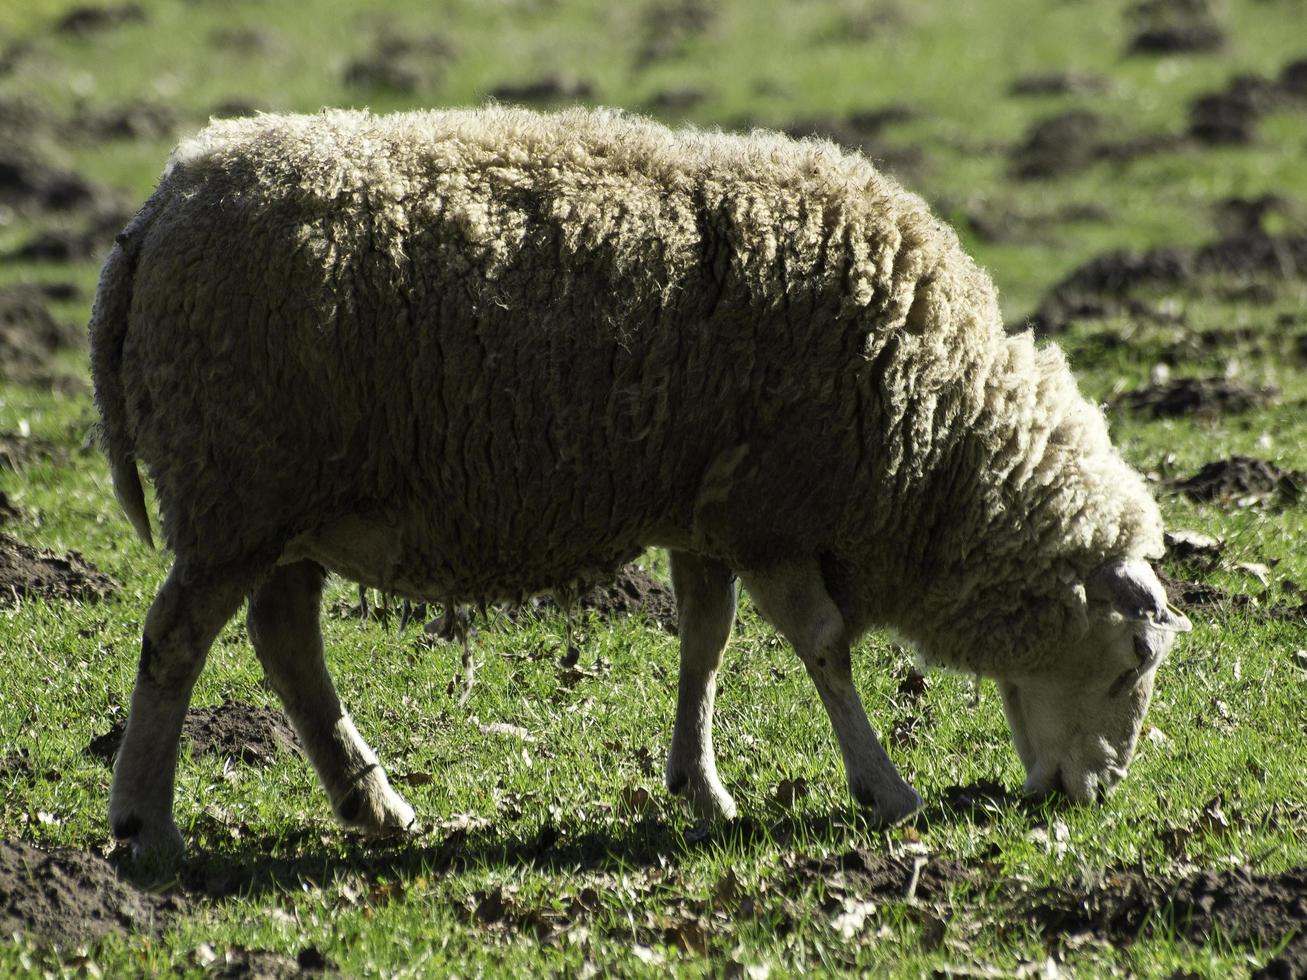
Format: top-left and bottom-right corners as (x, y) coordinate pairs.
(740, 562), (922, 826)
(110, 563), (250, 864)
(665, 550), (738, 821)
(247, 561), (415, 837)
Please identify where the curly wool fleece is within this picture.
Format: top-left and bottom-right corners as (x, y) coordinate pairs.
(91, 105), (1162, 676)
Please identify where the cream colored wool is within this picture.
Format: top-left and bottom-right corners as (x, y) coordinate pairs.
(91, 105), (1163, 678)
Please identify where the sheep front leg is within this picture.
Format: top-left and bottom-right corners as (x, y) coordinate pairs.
(740, 562), (922, 825)
(247, 561), (415, 837)
(110, 564), (248, 863)
(665, 550), (738, 820)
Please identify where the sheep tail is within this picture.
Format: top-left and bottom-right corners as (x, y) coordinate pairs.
(89, 215), (154, 549)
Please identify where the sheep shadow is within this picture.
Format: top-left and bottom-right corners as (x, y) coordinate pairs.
(136, 780), (1048, 903)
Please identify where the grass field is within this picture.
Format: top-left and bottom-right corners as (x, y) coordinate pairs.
(2, 0), (1307, 975)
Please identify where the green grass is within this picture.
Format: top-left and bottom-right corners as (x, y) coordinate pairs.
(3, 0), (1307, 975)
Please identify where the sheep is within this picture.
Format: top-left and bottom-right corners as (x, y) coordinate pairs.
(90, 105), (1191, 862)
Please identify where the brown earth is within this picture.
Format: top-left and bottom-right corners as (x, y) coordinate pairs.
(521, 563), (679, 634)
(1114, 377), (1278, 418)
(488, 75), (595, 102)
(201, 945), (335, 978)
(1170, 456), (1303, 506)
(0, 839), (177, 948)
(1024, 865), (1307, 957)
(0, 533), (119, 605)
(0, 490), (22, 525)
(87, 700), (302, 767)
(0, 285), (83, 386)
(0, 430), (68, 471)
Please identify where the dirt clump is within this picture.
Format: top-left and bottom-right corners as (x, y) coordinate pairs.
(0, 431), (67, 471)
(1009, 72), (1107, 97)
(785, 848), (975, 903)
(1027, 865), (1307, 954)
(636, 0), (715, 67)
(55, 4), (147, 36)
(1170, 456), (1303, 506)
(489, 75), (595, 103)
(0, 491), (23, 525)
(343, 34), (455, 94)
(0, 148), (106, 214)
(1114, 376), (1276, 418)
(1010, 110), (1102, 179)
(200, 945), (336, 978)
(72, 100), (182, 141)
(0, 839), (177, 948)
(0, 533), (119, 605)
(0, 285), (82, 385)
(1128, 20), (1225, 54)
(87, 699), (302, 767)
(524, 564), (679, 634)
(0, 749), (34, 781)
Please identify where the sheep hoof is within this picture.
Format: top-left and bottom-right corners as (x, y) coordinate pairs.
(667, 769), (737, 822)
(854, 782), (923, 827)
(333, 775), (417, 836)
(113, 813), (185, 868)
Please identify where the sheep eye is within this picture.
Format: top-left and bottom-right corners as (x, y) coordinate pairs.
(1133, 634), (1150, 662)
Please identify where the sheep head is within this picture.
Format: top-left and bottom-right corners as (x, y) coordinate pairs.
(997, 559), (1190, 802)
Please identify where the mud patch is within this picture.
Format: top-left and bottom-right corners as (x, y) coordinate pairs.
(785, 848), (975, 904)
(1026, 865), (1307, 953)
(1113, 377), (1277, 418)
(1158, 571), (1307, 623)
(343, 34), (455, 94)
(87, 700), (301, 767)
(71, 100), (182, 141)
(0, 839), (176, 948)
(522, 564), (678, 634)
(1026, 231), (1307, 334)
(0, 749), (34, 781)
(489, 75), (595, 103)
(0, 533), (119, 605)
(1009, 71), (1107, 97)
(636, 0), (715, 67)
(0, 285), (82, 385)
(1128, 20), (1225, 54)
(0, 490), (23, 525)
(198, 944), (335, 978)
(1170, 456), (1303, 507)
(1009, 111), (1175, 180)
(0, 431), (67, 471)
(55, 4), (147, 36)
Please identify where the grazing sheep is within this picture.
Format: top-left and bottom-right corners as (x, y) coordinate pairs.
(90, 106), (1189, 861)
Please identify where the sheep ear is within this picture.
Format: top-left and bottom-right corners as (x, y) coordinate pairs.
(1087, 559), (1192, 633)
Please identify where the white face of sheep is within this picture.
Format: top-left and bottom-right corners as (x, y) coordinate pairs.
(998, 560), (1191, 803)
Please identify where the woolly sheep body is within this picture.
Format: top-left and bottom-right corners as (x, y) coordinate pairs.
(90, 106), (1185, 860)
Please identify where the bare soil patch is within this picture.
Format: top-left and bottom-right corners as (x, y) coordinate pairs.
(0, 431), (68, 471)
(70, 100), (182, 141)
(88, 700), (302, 767)
(54, 4), (147, 36)
(1170, 456), (1303, 506)
(1128, 20), (1226, 54)
(1009, 71), (1108, 97)
(1025, 865), (1307, 954)
(1114, 377), (1278, 418)
(1026, 231), (1307, 334)
(0, 839), (176, 948)
(488, 75), (595, 103)
(522, 564), (679, 634)
(199, 944), (335, 978)
(343, 34), (455, 94)
(0, 285), (82, 386)
(0, 491), (23, 526)
(0, 533), (118, 605)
